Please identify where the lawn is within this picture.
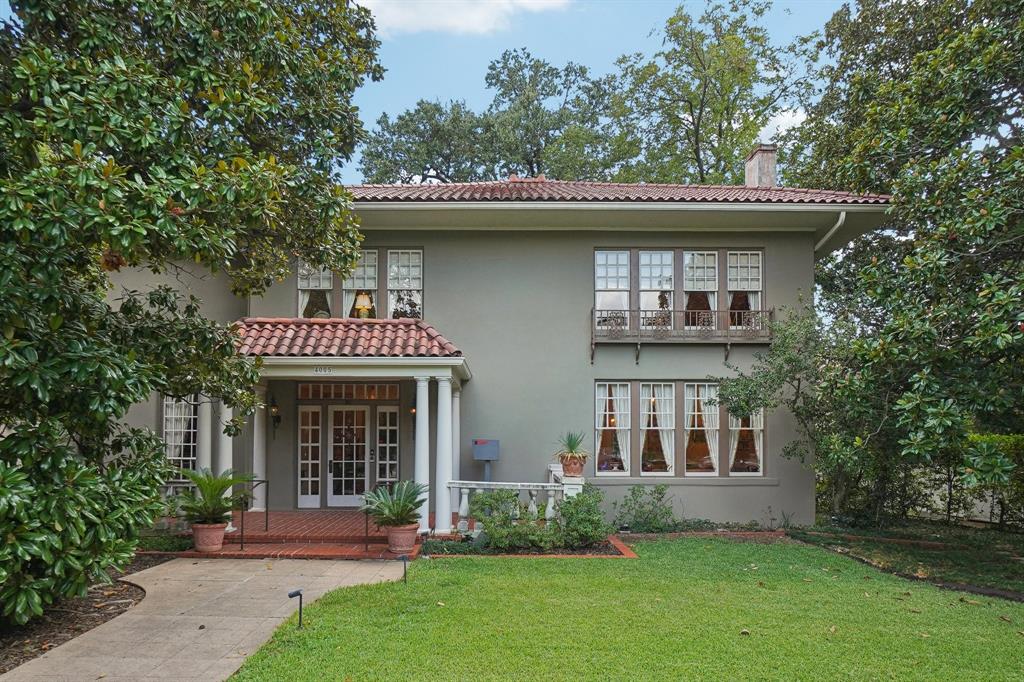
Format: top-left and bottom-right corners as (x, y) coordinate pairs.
(790, 521), (1024, 595)
(233, 539), (1024, 681)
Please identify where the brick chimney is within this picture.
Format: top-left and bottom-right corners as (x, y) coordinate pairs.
(744, 143), (777, 188)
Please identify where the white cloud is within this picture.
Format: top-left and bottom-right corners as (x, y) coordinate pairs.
(360, 0), (572, 37)
(759, 109), (806, 141)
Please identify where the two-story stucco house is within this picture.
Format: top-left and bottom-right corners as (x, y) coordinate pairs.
(122, 145), (888, 531)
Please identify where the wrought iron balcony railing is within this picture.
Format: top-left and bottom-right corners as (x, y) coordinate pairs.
(592, 308), (774, 343)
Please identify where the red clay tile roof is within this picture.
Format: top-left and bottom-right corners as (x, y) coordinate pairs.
(235, 317), (462, 358)
(347, 177), (889, 205)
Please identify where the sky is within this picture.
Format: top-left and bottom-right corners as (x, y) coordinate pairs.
(0, 0), (846, 183)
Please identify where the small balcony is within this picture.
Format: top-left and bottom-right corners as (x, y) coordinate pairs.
(591, 308), (773, 358)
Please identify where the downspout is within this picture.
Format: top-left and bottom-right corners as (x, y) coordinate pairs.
(814, 211), (847, 253)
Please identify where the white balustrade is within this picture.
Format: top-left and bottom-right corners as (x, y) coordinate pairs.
(447, 480), (566, 534)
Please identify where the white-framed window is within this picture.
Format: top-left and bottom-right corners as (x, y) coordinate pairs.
(684, 383), (719, 475)
(595, 250), (630, 329)
(727, 251), (762, 328)
(729, 410), (764, 476)
(639, 251), (673, 329)
(595, 382), (630, 474)
(343, 250), (378, 318)
(162, 395), (199, 476)
(297, 405), (322, 507)
(376, 406), (400, 486)
(298, 261), (333, 318)
(387, 249), (423, 319)
(640, 382), (675, 475)
(683, 251), (718, 329)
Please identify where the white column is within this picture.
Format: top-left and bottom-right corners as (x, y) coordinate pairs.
(215, 399), (233, 475)
(434, 377), (453, 534)
(196, 396), (212, 473)
(414, 377), (431, 533)
(450, 386), (461, 511)
(251, 385), (267, 510)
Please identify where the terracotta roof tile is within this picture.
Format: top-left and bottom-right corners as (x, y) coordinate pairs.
(347, 178), (889, 205)
(235, 317), (462, 358)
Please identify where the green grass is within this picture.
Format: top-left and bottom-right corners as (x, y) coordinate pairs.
(792, 521), (1024, 594)
(233, 539), (1024, 681)
(136, 533), (193, 552)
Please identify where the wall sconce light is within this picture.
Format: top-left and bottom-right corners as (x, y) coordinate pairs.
(269, 395), (282, 434)
(354, 292), (373, 319)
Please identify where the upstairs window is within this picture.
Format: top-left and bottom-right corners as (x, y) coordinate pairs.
(388, 250), (423, 319)
(639, 251), (673, 329)
(684, 383), (719, 475)
(343, 251), (378, 318)
(729, 410), (764, 475)
(595, 250), (630, 328)
(727, 251), (762, 328)
(163, 395), (198, 475)
(640, 382), (675, 474)
(683, 251), (718, 329)
(595, 382), (630, 474)
(298, 262), (333, 318)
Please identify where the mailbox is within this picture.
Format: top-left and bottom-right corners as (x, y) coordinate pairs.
(472, 439), (499, 461)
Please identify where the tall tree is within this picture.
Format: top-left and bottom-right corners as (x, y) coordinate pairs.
(0, 0), (380, 624)
(611, 0), (813, 184)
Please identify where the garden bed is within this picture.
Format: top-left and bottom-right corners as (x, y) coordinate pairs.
(0, 554), (172, 674)
(623, 529), (788, 544)
(421, 535), (636, 558)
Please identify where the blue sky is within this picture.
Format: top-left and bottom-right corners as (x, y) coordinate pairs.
(0, 0), (845, 183)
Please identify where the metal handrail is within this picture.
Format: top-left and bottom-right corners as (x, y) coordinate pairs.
(237, 479), (269, 551)
(593, 308), (774, 340)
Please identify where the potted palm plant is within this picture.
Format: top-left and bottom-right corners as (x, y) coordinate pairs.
(361, 481), (428, 554)
(175, 468), (253, 552)
(555, 431), (589, 477)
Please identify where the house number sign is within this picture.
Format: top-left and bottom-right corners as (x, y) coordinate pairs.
(312, 366), (335, 375)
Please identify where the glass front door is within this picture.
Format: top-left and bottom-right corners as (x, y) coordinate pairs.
(327, 406), (369, 506)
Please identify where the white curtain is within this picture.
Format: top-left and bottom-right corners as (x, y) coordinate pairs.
(729, 411), (764, 472)
(164, 398), (186, 460)
(701, 385), (719, 470)
(612, 384), (630, 471)
(298, 289), (310, 317)
(655, 383), (674, 471)
(729, 416), (740, 469)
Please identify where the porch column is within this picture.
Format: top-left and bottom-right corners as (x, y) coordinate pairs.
(450, 386), (461, 512)
(434, 377), (453, 534)
(251, 385), (267, 511)
(196, 396), (212, 473)
(215, 399), (233, 475)
(414, 377), (431, 533)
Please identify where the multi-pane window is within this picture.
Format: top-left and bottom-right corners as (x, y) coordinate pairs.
(343, 251), (378, 318)
(298, 261), (333, 318)
(729, 410), (764, 475)
(388, 250), (423, 319)
(639, 251), (673, 328)
(684, 383), (719, 474)
(297, 406), (322, 506)
(297, 383), (399, 401)
(683, 251), (718, 328)
(595, 382), (630, 474)
(640, 383), (674, 474)
(163, 395), (199, 475)
(727, 251), (762, 327)
(376, 407), (400, 487)
(595, 250), (630, 328)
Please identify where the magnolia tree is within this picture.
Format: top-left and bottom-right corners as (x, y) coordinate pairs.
(0, 0), (381, 624)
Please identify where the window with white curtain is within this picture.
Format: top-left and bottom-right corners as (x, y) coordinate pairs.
(343, 250), (378, 318)
(387, 250), (423, 319)
(297, 261), (333, 318)
(729, 410), (764, 475)
(640, 383), (674, 475)
(594, 250), (630, 329)
(684, 383), (719, 474)
(595, 382), (630, 474)
(163, 395), (199, 476)
(727, 251), (762, 328)
(639, 251), (673, 328)
(683, 251), (718, 328)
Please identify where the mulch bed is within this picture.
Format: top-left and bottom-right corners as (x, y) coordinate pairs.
(0, 554), (173, 674)
(422, 535), (637, 558)
(622, 530), (788, 544)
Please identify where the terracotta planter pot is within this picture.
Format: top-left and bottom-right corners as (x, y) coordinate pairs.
(192, 522), (228, 553)
(386, 523), (420, 555)
(560, 457), (585, 477)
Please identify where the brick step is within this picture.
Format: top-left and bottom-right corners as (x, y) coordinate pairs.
(224, 534), (389, 545)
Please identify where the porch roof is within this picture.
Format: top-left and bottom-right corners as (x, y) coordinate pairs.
(235, 317), (463, 358)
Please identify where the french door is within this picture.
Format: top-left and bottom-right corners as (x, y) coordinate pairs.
(327, 406), (370, 506)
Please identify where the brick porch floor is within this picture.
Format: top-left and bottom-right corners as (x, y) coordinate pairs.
(225, 510), (388, 544)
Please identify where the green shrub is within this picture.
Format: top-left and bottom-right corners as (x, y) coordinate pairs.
(137, 533), (193, 552)
(555, 485), (612, 549)
(420, 538), (493, 555)
(469, 490), (521, 519)
(613, 484), (678, 532)
(470, 490), (556, 552)
(969, 434), (1024, 528)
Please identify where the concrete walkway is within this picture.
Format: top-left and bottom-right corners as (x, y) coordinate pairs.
(3, 558), (403, 681)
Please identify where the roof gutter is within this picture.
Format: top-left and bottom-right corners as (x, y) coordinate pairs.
(814, 211), (847, 253)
